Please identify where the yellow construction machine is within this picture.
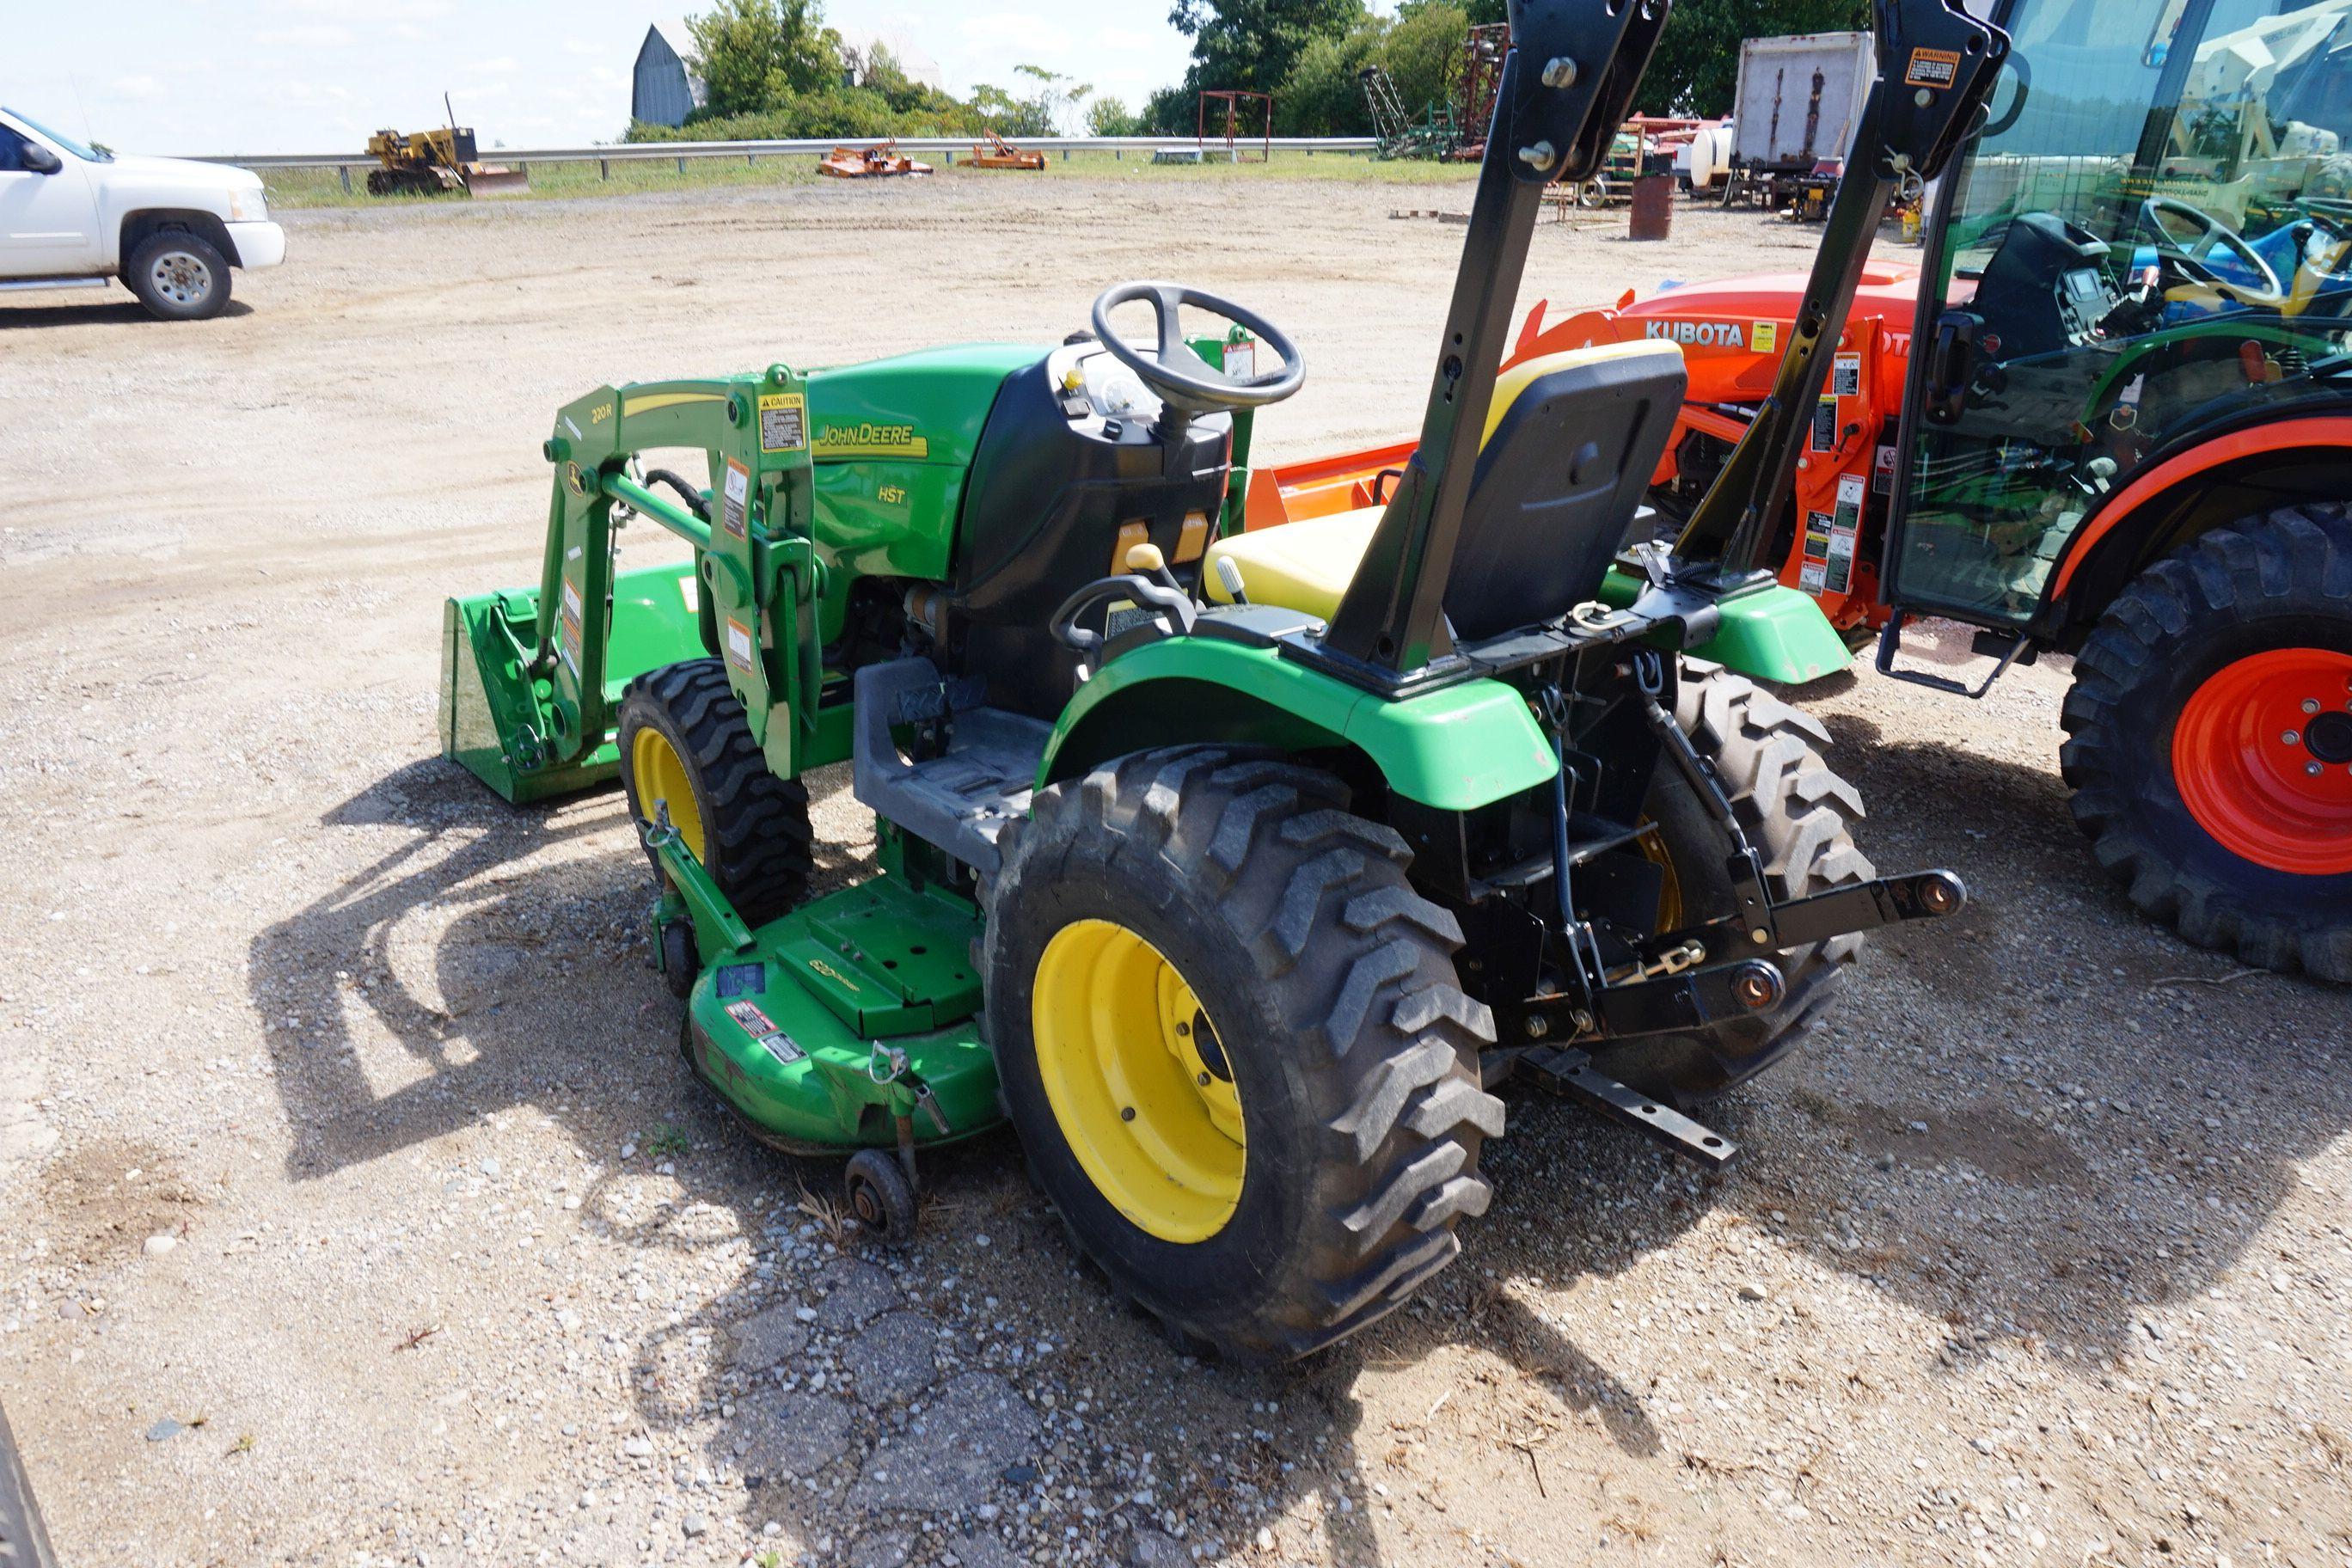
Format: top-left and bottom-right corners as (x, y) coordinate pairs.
(365, 106), (527, 197)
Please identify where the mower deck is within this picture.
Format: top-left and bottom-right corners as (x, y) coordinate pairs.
(672, 869), (997, 1156)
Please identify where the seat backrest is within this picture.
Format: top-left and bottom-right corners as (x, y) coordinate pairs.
(1442, 340), (1687, 642)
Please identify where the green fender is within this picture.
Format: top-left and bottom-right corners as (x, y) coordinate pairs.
(1038, 637), (1557, 812)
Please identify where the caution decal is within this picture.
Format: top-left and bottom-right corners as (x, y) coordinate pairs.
(757, 393), (807, 452)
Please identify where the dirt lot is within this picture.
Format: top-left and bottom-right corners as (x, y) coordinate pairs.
(3, 171), (2347, 1568)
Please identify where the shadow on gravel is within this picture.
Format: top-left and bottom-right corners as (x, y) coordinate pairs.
(0, 299), (254, 328)
(248, 729), (2349, 1564)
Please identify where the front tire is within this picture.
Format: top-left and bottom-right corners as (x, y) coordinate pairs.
(2061, 505), (2352, 982)
(616, 658), (814, 929)
(126, 230), (231, 322)
(983, 747), (1504, 1363)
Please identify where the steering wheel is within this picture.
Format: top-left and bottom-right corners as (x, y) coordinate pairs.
(1089, 281), (1306, 416)
(2141, 197), (2286, 308)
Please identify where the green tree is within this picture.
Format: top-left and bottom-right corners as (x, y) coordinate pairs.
(1168, 0), (1369, 95)
(1380, 3), (1468, 125)
(1639, 0), (1871, 116)
(973, 64), (1092, 138)
(1274, 23), (1382, 134)
(1086, 96), (1146, 136)
(684, 0), (842, 117)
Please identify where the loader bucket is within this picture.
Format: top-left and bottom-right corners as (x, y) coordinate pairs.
(439, 560), (706, 804)
(462, 163), (530, 198)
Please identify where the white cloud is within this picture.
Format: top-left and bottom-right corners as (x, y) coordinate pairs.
(254, 24), (355, 46)
(112, 75), (166, 101)
(464, 56), (520, 75)
(959, 10), (1076, 60)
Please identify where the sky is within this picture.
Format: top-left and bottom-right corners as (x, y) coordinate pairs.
(10, 0), (1199, 156)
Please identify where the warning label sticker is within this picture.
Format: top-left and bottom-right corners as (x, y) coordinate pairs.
(1873, 441), (1899, 495)
(757, 392), (807, 452)
(1810, 395), (1840, 452)
(558, 579), (585, 677)
(1222, 340), (1256, 380)
(721, 456), (750, 540)
(1905, 46), (1961, 88)
(1752, 321), (1779, 355)
(725, 617), (755, 677)
(1832, 352), (1862, 398)
(724, 999), (776, 1037)
(1800, 560), (1828, 593)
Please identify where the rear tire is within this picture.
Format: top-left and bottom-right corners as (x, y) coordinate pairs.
(1598, 667), (1875, 1104)
(126, 230), (230, 322)
(0, 1400), (58, 1568)
(984, 746), (1504, 1363)
(2061, 505), (2352, 983)
(616, 658), (813, 929)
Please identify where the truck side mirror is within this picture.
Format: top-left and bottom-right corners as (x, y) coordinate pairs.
(20, 142), (62, 175)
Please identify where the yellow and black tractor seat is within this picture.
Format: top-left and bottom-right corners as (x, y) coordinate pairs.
(1207, 340), (1687, 641)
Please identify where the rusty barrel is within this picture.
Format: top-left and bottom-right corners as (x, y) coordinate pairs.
(1629, 158), (1674, 242)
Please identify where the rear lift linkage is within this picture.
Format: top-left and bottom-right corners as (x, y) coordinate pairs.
(1506, 652), (1966, 1168)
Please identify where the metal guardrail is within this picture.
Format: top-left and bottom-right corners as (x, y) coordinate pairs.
(196, 135), (1381, 175)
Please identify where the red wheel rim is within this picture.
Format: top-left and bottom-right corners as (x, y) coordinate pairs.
(2171, 647), (2352, 875)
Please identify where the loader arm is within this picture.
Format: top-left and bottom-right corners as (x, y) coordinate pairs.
(1672, 0), (2006, 574)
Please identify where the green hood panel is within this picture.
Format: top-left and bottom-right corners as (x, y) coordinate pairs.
(805, 344), (1038, 469)
(1041, 636), (1557, 812)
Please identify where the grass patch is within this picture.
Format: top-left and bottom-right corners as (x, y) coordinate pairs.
(260, 148), (1476, 211)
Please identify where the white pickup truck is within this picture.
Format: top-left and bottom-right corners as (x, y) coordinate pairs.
(0, 106), (285, 321)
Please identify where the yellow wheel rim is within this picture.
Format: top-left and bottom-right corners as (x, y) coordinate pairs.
(629, 727), (707, 861)
(1032, 919), (1246, 1244)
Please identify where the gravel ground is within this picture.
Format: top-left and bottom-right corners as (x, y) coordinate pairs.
(2, 171), (2347, 1568)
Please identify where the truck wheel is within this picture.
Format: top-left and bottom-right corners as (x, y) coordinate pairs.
(617, 658), (813, 930)
(2061, 505), (2352, 983)
(984, 747), (1504, 1363)
(1597, 667), (1876, 1104)
(126, 230), (231, 322)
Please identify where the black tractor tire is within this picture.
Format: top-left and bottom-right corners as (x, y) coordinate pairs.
(0, 1400), (58, 1568)
(126, 230), (231, 322)
(983, 746), (1505, 1363)
(2060, 504), (2352, 983)
(616, 658), (813, 930)
(1596, 666), (1877, 1104)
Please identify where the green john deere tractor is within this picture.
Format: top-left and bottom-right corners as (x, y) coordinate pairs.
(440, 0), (2004, 1359)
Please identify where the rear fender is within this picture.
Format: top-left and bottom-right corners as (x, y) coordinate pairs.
(2043, 414), (2352, 635)
(1038, 637), (1557, 812)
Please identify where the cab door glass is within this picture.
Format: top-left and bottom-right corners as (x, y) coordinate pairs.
(1895, 0), (2352, 624)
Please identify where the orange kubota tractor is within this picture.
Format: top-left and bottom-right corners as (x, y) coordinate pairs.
(1251, 0), (2352, 982)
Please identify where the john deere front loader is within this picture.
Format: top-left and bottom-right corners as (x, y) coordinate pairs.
(440, 0), (2003, 1360)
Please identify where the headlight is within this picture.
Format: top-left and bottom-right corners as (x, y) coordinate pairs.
(228, 187), (267, 223)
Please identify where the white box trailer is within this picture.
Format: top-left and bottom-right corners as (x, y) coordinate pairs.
(1730, 30), (1874, 172)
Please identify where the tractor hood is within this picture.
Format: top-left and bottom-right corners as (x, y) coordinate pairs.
(804, 344), (1038, 470)
(1613, 262), (1920, 347)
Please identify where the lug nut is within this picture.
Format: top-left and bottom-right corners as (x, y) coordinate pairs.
(2282, 730), (2301, 744)
(1120, 1106), (1136, 1121)
(1518, 140), (1556, 170)
(2309, 761), (2325, 776)
(2304, 699), (2322, 714)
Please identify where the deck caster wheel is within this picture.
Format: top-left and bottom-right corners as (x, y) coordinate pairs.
(658, 921), (696, 1000)
(845, 1149), (917, 1246)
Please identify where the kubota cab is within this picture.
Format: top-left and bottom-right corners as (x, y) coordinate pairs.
(1258, 0), (2352, 981)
